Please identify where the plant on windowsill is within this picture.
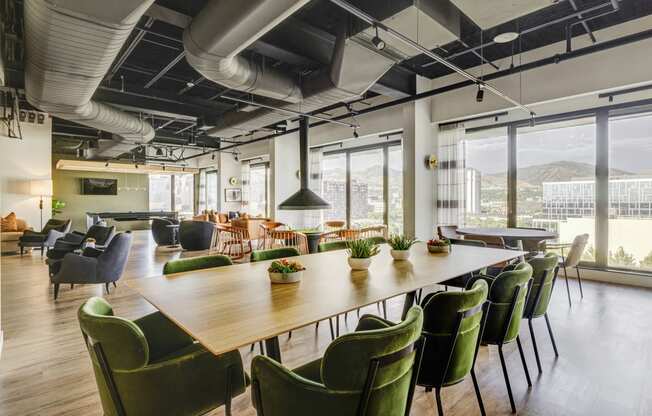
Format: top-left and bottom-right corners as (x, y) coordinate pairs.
(427, 238), (451, 254)
(346, 238), (380, 270)
(268, 258), (305, 284)
(387, 235), (418, 260)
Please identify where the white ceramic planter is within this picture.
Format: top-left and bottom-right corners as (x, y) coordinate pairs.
(390, 249), (411, 260)
(268, 270), (303, 284)
(427, 244), (450, 254)
(348, 257), (372, 270)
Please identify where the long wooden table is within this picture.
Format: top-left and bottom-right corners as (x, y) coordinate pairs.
(126, 243), (524, 362)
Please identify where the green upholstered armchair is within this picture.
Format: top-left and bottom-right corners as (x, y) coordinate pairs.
(163, 254), (233, 274)
(523, 252), (560, 374)
(318, 240), (349, 252)
(418, 280), (489, 416)
(250, 247), (300, 262)
(251, 306), (425, 416)
(466, 262), (533, 413)
(78, 297), (248, 416)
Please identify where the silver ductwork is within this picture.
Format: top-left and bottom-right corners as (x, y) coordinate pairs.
(24, 0), (155, 158)
(183, 0), (309, 104)
(205, 33), (396, 138)
(182, 0), (396, 139)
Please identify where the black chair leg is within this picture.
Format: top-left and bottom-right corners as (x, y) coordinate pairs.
(516, 336), (532, 387)
(329, 317), (335, 340)
(470, 368), (486, 416)
(250, 343), (255, 352)
(528, 319), (542, 374)
(258, 341), (265, 355)
(53, 283), (60, 300)
(576, 267), (584, 299)
(434, 387), (444, 416)
(563, 264), (572, 307)
(336, 315), (340, 337)
(288, 331), (292, 339)
(40, 245), (44, 257)
(105, 282), (110, 294)
(498, 345), (517, 413)
(544, 313), (559, 357)
(70, 284), (74, 289)
(382, 300), (387, 320)
(20, 245), (24, 256)
(112, 282), (117, 288)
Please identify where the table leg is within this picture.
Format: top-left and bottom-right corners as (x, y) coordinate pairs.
(264, 337), (281, 363)
(401, 291), (417, 320)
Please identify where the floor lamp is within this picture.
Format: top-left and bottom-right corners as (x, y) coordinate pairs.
(30, 179), (53, 230)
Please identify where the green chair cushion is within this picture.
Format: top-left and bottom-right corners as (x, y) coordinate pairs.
(251, 247), (300, 262)
(318, 240), (348, 252)
(162, 254), (232, 274)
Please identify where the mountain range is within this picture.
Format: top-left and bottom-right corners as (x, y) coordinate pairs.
(485, 161), (633, 187)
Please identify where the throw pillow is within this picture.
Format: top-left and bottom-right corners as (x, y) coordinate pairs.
(1, 212), (18, 232)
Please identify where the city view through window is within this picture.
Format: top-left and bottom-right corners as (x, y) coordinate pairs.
(459, 112), (652, 271)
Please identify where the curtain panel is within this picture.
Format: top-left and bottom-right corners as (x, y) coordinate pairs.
(437, 123), (466, 226)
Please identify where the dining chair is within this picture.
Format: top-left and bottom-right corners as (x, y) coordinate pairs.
(464, 234), (513, 273)
(513, 227), (548, 254)
(163, 254), (233, 274)
(418, 280), (489, 416)
(250, 247), (300, 263)
(437, 225), (461, 240)
(439, 238), (488, 290)
(258, 221), (286, 249)
(523, 253), (560, 374)
(78, 297), (248, 416)
(265, 230), (309, 255)
(555, 233), (589, 306)
(215, 224), (253, 260)
(318, 240), (349, 252)
(324, 220), (346, 231)
(251, 306), (424, 416)
(358, 225), (388, 244)
(466, 262), (534, 413)
(337, 228), (362, 241)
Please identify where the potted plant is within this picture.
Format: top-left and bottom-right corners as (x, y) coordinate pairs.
(387, 235), (418, 260)
(268, 258), (306, 284)
(52, 199), (66, 217)
(346, 239), (380, 270)
(427, 238), (451, 254)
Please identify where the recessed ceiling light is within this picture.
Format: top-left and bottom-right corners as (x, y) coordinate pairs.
(493, 32), (519, 44)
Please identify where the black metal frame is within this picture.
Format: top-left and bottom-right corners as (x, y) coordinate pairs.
(422, 301), (490, 416)
(525, 266), (561, 374)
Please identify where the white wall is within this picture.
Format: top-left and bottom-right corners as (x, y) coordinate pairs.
(219, 151), (242, 213)
(270, 127), (302, 226)
(0, 111), (52, 229)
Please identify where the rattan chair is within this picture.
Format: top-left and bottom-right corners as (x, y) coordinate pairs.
(265, 230), (309, 255)
(258, 221), (286, 249)
(215, 225), (253, 260)
(324, 220), (346, 232)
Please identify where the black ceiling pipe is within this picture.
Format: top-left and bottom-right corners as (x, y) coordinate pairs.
(277, 117), (331, 210)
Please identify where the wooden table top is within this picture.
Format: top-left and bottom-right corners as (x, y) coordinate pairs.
(457, 227), (557, 240)
(126, 243), (524, 356)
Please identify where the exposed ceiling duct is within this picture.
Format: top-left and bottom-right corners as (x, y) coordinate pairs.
(181, 0), (396, 139)
(23, 0), (156, 159)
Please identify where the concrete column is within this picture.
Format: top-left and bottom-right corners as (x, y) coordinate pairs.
(402, 76), (436, 240)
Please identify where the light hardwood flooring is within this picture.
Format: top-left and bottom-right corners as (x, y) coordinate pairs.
(1, 230), (651, 415)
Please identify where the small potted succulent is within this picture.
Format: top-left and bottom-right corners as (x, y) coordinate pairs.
(387, 235), (418, 260)
(347, 239), (380, 270)
(268, 258), (306, 284)
(427, 238), (451, 254)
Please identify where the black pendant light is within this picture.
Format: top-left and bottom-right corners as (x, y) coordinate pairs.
(278, 117), (331, 210)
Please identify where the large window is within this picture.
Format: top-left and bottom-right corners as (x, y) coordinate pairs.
(248, 163), (269, 217)
(174, 174), (194, 218)
(608, 112), (652, 270)
(206, 170), (218, 211)
(517, 118), (596, 261)
(149, 174), (172, 211)
(462, 128), (508, 227)
(318, 140), (402, 231)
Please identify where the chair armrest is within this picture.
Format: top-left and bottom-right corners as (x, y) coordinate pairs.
(134, 312), (194, 361)
(355, 313), (395, 332)
(44, 229), (67, 247)
(53, 253), (98, 283)
(252, 356), (342, 416)
(82, 247), (104, 257)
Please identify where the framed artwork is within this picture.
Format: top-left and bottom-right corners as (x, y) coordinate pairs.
(224, 188), (242, 202)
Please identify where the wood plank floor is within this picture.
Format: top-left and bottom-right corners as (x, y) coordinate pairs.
(1, 230), (651, 415)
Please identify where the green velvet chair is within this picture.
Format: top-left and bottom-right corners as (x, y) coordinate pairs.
(162, 254), (233, 274)
(440, 238), (488, 290)
(418, 280), (489, 416)
(78, 297), (248, 416)
(251, 306), (425, 416)
(318, 240), (349, 252)
(366, 236), (386, 245)
(466, 262), (533, 413)
(523, 252), (560, 374)
(250, 247), (301, 262)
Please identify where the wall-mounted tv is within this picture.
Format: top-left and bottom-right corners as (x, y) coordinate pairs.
(81, 178), (117, 195)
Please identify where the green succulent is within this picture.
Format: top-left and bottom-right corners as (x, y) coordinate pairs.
(347, 238), (381, 259)
(387, 234), (418, 250)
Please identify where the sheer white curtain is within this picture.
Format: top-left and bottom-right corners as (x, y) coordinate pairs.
(437, 123), (466, 226)
(240, 161), (250, 212)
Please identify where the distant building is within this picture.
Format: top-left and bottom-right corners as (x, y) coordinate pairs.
(542, 177), (652, 220)
(465, 168), (481, 214)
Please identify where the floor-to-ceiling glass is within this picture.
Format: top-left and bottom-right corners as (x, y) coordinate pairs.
(148, 174), (172, 211)
(174, 174), (194, 218)
(608, 111), (652, 270)
(206, 170), (218, 211)
(319, 153), (347, 222)
(516, 118), (596, 261)
(350, 148), (384, 228)
(248, 163), (268, 217)
(388, 145), (403, 234)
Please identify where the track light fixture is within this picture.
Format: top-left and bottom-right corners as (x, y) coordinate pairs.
(353, 127), (359, 138)
(529, 113), (536, 127)
(476, 83), (485, 103)
(105, 161), (109, 168)
(155, 147), (164, 156)
(372, 25), (385, 50)
(211, 152), (216, 160)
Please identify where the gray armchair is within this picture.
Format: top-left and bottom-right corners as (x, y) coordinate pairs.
(19, 218), (72, 256)
(46, 224), (116, 276)
(179, 220), (215, 251)
(51, 232), (133, 300)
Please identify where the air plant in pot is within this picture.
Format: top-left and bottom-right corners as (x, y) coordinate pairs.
(387, 235), (418, 260)
(346, 239), (380, 270)
(267, 258), (306, 284)
(426, 238), (451, 254)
